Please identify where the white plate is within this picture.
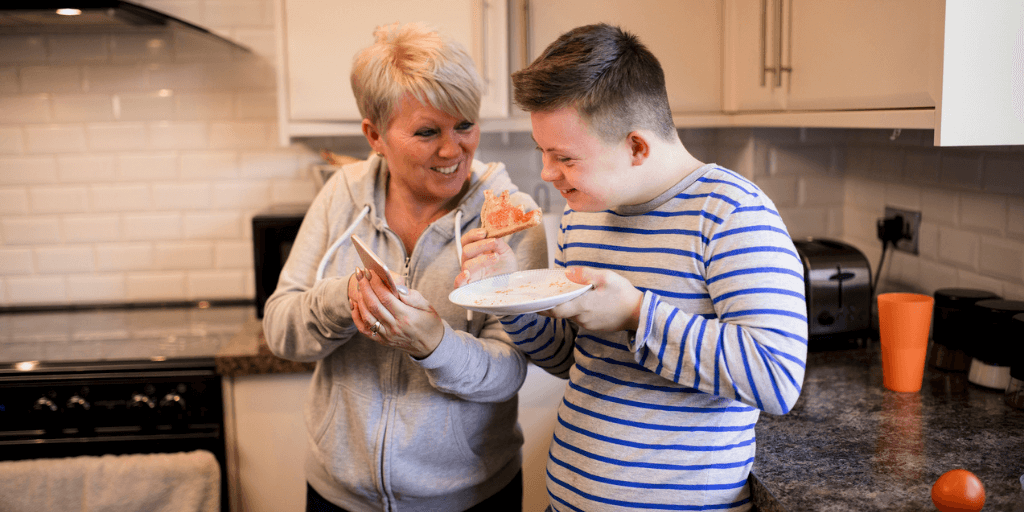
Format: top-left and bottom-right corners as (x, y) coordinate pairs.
(449, 269), (593, 315)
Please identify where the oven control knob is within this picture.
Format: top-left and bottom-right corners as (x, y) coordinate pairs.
(160, 392), (187, 422)
(128, 393), (156, 411)
(33, 396), (58, 414)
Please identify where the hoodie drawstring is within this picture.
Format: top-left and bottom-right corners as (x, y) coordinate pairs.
(316, 205), (370, 281)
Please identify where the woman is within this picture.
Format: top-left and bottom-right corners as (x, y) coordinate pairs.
(262, 22), (548, 512)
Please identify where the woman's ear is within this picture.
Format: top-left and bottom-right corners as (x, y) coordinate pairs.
(628, 131), (650, 166)
(362, 119), (384, 155)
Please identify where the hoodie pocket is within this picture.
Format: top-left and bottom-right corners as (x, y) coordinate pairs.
(310, 382), (385, 501)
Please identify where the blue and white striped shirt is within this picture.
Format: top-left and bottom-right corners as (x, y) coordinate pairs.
(502, 164), (808, 511)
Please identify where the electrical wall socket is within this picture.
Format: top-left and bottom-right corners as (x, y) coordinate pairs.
(885, 206), (921, 255)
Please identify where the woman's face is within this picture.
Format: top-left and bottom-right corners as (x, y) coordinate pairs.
(369, 94), (480, 205)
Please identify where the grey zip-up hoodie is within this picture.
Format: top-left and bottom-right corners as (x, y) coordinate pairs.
(263, 155), (548, 512)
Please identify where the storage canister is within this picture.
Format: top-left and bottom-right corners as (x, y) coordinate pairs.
(930, 288), (1000, 371)
(968, 299), (1024, 390)
(1006, 313), (1024, 409)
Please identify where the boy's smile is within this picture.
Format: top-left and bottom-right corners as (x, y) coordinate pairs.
(530, 107), (637, 212)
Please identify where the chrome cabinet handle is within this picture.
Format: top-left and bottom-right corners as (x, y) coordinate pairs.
(775, 0), (792, 87)
(523, 0), (533, 69)
(760, 0), (771, 87)
(480, 0), (490, 87)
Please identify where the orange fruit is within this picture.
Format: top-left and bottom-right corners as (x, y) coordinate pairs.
(931, 469), (985, 512)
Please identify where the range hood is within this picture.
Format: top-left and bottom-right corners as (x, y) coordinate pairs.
(0, 1), (248, 51)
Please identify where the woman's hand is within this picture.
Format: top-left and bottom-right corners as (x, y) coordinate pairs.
(541, 267), (644, 333)
(349, 268), (445, 359)
(454, 228), (519, 288)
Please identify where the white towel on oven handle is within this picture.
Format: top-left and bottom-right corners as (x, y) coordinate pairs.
(0, 450), (220, 512)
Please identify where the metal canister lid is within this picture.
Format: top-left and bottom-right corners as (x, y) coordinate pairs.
(971, 300), (1024, 365)
(932, 288), (1000, 352)
(934, 288), (1000, 307)
(1011, 313), (1024, 381)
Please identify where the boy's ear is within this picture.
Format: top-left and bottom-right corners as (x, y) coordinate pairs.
(627, 131), (650, 166)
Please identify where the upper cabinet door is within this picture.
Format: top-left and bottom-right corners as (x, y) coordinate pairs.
(526, 0), (723, 115)
(282, 0), (508, 123)
(785, 0), (942, 111)
(724, 0), (943, 113)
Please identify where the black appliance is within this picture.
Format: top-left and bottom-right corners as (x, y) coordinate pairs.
(252, 204), (308, 318)
(793, 238), (873, 343)
(0, 358), (228, 511)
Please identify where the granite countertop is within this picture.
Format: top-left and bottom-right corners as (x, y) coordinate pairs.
(215, 317), (314, 377)
(750, 342), (1024, 512)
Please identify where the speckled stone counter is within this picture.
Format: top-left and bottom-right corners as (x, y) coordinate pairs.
(750, 342), (1024, 512)
(215, 317), (315, 377)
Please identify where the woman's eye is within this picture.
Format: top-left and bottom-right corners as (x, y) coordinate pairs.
(414, 129), (437, 137)
(456, 121), (475, 131)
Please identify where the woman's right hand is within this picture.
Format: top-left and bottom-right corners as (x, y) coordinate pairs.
(455, 228), (519, 288)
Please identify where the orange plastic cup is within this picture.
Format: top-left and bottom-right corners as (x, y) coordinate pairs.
(877, 293), (935, 392)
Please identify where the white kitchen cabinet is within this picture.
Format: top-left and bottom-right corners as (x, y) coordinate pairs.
(276, 0), (508, 141)
(224, 372), (312, 512)
(523, 0), (723, 116)
(724, 0), (943, 113)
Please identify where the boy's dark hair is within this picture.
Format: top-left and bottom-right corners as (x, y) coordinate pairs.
(512, 23), (675, 144)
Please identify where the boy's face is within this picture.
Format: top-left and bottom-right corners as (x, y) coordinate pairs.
(530, 107), (635, 212)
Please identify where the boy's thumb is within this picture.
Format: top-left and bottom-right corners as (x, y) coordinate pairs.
(565, 266), (593, 285)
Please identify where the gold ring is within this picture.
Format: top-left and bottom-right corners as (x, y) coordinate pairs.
(371, 321), (381, 335)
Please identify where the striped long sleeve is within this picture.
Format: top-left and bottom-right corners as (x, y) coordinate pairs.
(501, 165), (808, 512)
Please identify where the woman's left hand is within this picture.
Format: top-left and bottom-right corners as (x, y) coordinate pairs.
(349, 268), (445, 359)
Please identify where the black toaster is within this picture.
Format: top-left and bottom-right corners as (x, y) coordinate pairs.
(793, 238), (872, 341)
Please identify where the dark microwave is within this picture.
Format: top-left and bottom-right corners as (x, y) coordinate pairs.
(252, 204), (308, 318)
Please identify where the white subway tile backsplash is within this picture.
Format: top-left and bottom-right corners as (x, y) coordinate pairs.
(270, 180), (315, 205)
(778, 206), (829, 239)
(916, 259), (959, 296)
(126, 272), (186, 301)
(883, 183), (921, 211)
(234, 91), (277, 119)
(187, 271), (246, 299)
(0, 68), (19, 94)
(798, 176), (843, 206)
(3, 217), (61, 245)
(152, 182), (212, 209)
(231, 29), (277, 59)
(0, 249), (34, 274)
(920, 188), (958, 227)
(175, 93), (233, 120)
(769, 146), (834, 177)
(21, 67), (82, 93)
(0, 189), (29, 214)
(917, 222), (938, 260)
(83, 65), (148, 93)
(36, 246), (95, 273)
(982, 156), (1024, 196)
(90, 183), (151, 212)
(960, 192), (1006, 234)
(154, 241), (214, 270)
(66, 274), (126, 303)
(180, 151), (238, 179)
(62, 215), (120, 243)
(903, 148), (941, 186)
(109, 33), (173, 63)
(96, 244), (153, 271)
(215, 241), (252, 269)
(843, 178), (887, 216)
(148, 121), (209, 149)
(184, 212), (242, 239)
(1009, 198), (1024, 240)
(211, 181), (270, 209)
(0, 36), (47, 64)
(939, 152), (983, 191)
(24, 125), (88, 154)
(48, 35), (110, 64)
(239, 151), (299, 179)
(937, 226), (978, 269)
(209, 121), (271, 149)
(29, 186), (90, 214)
(978, 236), (1024, 280)
(955, 269), (1007, 298)
(57, 155), (117, 182)
(87, 123), (148, 151)
(118, 153), (178, 181)
(173, 31), (234, 62)
(117, 92), (175, 121)
(137, 1), (204, 27)
(7, 276), (66, 304)
(0, 127), (24, 153)
(0, 156), (59, 184)
(205, 0), (273, 27)
(1, 95), (53, 124)
(123, 213), (182, 241)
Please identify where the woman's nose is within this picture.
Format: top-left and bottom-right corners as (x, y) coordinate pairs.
(438, 133), (461, 158)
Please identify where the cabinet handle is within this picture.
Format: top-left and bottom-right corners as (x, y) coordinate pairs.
(760, 0), (773, 87)
(774, 0), (792, 87)
(480, 0), (490, 87)
(523, 0), (533, 69)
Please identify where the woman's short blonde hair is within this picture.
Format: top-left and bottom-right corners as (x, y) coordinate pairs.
(351, 22), (483, 130)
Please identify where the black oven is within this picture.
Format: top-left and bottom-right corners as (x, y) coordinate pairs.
(0, 358), (228, 511)
(252, 204), (308, 318)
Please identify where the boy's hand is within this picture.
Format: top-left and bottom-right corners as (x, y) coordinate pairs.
(541, 267), (643, 333)
(455, 228), (519, 288)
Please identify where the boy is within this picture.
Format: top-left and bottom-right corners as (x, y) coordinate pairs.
(458, 24), (807, 511)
